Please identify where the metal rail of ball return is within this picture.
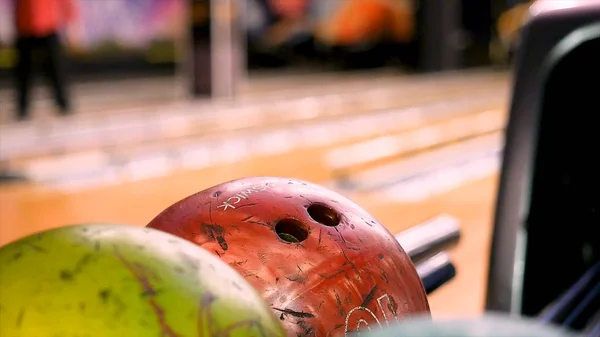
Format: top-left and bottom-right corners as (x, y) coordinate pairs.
(394, 214), (461, 295)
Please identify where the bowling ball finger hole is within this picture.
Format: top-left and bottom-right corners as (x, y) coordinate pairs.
(275, 219), (309, 243)
(307, 203), (340, 227)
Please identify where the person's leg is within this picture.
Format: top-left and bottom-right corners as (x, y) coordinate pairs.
(13, 36), (35, 121)
(41, 33), (71, 115)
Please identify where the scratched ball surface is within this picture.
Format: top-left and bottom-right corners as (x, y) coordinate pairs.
(0, 224), (286, 337)
(147, 177), (430, 336)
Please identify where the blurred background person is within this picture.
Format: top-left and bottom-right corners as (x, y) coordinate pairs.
(12, 0), (80, 121)
(315, 0), (414, 48)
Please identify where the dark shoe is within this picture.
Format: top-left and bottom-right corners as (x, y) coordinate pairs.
(58, 104), (73, 116)
(16, 111), (29, 122)
(0, 171), (28, 184)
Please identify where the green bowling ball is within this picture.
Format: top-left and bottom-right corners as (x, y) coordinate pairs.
(355, 314), (583, 337)
(0, 224), (286, 337)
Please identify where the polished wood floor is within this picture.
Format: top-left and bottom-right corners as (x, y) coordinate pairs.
(0, 69), (510, 318)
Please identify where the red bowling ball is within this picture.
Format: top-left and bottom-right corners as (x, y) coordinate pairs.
(147, 177), (430, 336)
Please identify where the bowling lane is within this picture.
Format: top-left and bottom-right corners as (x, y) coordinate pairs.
(11, 95), (506, 187)
(0, 104), (506, 242)
(0, 68), (505, 125)
(0, 76), (184, 125)
(1, 71), (506, 164)
(3, 79), (502, 169)
(2, 71), (508, 186)
(0, 71), (508, 241)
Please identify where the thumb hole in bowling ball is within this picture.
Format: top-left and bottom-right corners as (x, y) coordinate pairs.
(307, 203), (340, 227)
(275, 219), (309, 243)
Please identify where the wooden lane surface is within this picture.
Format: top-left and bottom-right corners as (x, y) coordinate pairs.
(0, 76), (509, 194)
(325, 109), (505, 177)
(14, 98), (506, 187)
(0, 68), (505, 125)
(0, 102), (508, 247)
(0, 76), (183, 125)
(4, 79), (504, 171)
(1, 72), (507, 163)
(337, 132), (503, 196)
(3, 74), (508, 185)
(0, 69), (475, 125)
(0, 69), (410, 119)
(0, 119), (503, 244)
